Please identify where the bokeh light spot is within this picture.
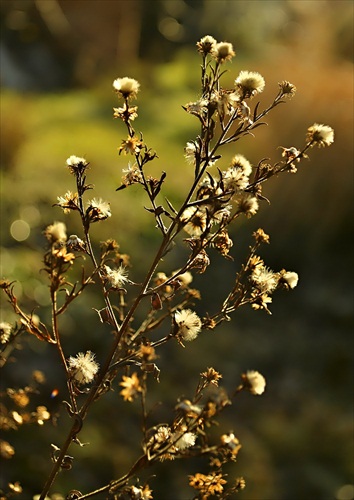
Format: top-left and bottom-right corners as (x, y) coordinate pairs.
(158, 17), (184, 41)
(10, 220), (30, 241)
(20, 205), (41, 226)
(336, 485), (354, 500)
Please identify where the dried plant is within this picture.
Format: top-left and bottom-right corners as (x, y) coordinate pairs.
(0, 35), (334, 500)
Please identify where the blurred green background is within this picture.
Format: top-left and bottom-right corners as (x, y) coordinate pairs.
(0, 1), (353, 499)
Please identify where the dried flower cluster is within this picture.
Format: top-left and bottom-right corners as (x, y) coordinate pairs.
(0, 35), (333, 500)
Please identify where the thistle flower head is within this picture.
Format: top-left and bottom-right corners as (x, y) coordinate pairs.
(181, 207), (208, 237)
(175, 399), (203, 416)
(237, 193), (259, 217)
(130, 485), (153, 500)
(253, 228), (270, 244)
(172, 270), (193, 287)
(223, 154), (252, 191)
(279, 80), (296, 98)
(279, 270), (299, 289)
(196, 35), (217, 54)
(251, 292), (273, 313)
(173, 430), (196, 450)
(86, 198), (111, 222)
(104, 264), (129, 289)
(113, 77), (140, 99)
(153, 425), (171, 444)
(68, 351), (99, 385)
(213, 229), (234, 257)
(175, 309), (202, 342)
(121, 164), (143, 186)
(306, 123), (334, 147)
(184, 141), (198, 165)
(279, 146), (303, 172)
(56, 191), (79, 214)
(0, 321), (12, 344)
(66, 155), (88, 174)
(119, 136), (143, 155)
(235, 70), (265, 98)
(66, 234), (86, 252)
(251, 265), (279, 293)
(223, 167), (250, 192)
(212, 206), (232, 224)
(242, 370), (266, 395)
(220, 432), (242, 456)
(212, 41), (235, 63)
(230, 154), (253, 177)
(201, 367), (222, 386)
(44, 221), (67, 243)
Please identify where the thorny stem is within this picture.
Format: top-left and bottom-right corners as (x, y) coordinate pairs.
(248, 140), (315, 190)
(50, 287), (77, 413)
(41, 81), (276, 497)
(123, 97), (166, 235)
(39, 414), (83, 500)
(40, 176), (186, 498)
(75, 455), (149, 499)
(38, 54), (324, 497)
(76, 381), (221, 499)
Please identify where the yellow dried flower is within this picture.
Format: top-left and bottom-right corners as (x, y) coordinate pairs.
(130, 484), (153, 500)
(220, 432), (242, 456)
(120, 372), (142, 402)
(212, 229), (233, 257)
(139, 344), (157, 361)
(201, 367), (222, 386)
(113, 105), (138, 121)
(235, 477), (246, 490)
(32, 370), (46, 384)
(8, 389), (30, 408)
(121, 164), (143, 186)
(8, 481), (22, 493)
(251, 291), (273, 313)
(189, 472), (227, 495)
(35, 406), (50, 425)
(253, 228), (270, 244)
(119, 136), (143, 155)
(0, 440), (15, 459)
(11, 411), (23, 425)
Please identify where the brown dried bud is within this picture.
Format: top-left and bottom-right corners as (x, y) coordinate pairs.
(151, 292), (162, 310)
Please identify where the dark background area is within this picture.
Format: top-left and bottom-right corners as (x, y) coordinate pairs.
(0, 1), (353, 499)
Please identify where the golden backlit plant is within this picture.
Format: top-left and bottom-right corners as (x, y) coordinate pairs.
(0, 35), (334, 500)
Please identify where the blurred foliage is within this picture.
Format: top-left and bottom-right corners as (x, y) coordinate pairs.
(1, 1), (353, 499)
